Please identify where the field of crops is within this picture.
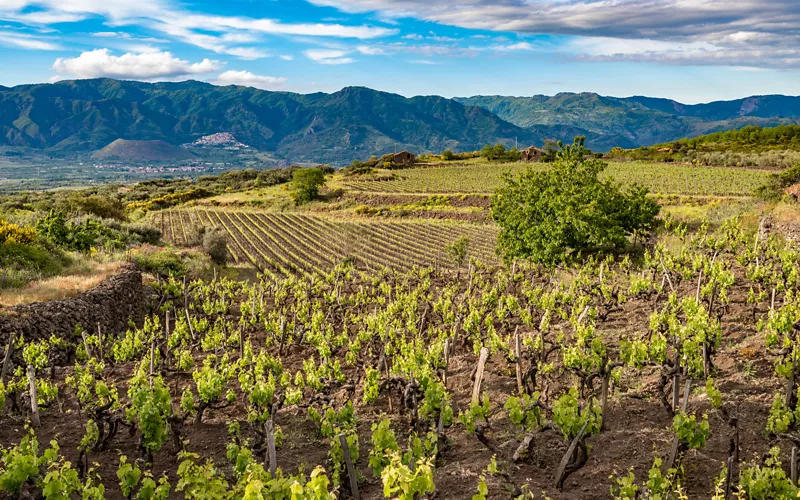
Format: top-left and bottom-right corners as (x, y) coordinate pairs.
(160, 209), (500, 276)
(340, 161), (770, 196)
(4, 219), (798, 499)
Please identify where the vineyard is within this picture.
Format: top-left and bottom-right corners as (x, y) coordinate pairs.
(158, 209), (500, 277)
(340, 161), (771, 196)
(3, 218), (800, 498)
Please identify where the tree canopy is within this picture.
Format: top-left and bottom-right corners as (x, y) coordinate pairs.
(289, 168), (326, 205)
(491, 137), (660, 266)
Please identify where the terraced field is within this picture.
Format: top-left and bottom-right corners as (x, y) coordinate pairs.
(340, 161), (770, 196)
(160, 209), (499, 277)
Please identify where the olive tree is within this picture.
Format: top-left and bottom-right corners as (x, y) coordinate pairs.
(490, 136), (659, 266)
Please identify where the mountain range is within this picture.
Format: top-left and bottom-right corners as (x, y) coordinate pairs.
(1, 78), (799, 163)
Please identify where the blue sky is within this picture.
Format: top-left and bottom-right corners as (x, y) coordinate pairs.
(1, 0), (799, 103)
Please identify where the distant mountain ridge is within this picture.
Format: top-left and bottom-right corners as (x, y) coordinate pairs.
(454, 93), (800, 149)
(0, 79), (543, 163)
(0, 78), (799, 163)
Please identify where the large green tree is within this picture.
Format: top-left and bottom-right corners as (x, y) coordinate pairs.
(491, 137), (659, 266)
(289, 168), (326, 205)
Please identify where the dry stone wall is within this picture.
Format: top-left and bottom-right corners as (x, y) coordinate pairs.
(0, 265), (150, 346)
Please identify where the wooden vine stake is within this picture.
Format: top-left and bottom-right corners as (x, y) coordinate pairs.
(97, 323), (104, 361)
(239, 324), (245, 360)
(338, 433), (360, 500)
(265, 418), (277, 476)
(164, 310), (171, 367)
(2, 334), (15, 381)
(81, 330), (92, 360)
(472, 347), (489, 406)
(664, 379), (692, 473)
(724, 455), (734, 499)
(792, 447), (798, 486)
(27, 365), (40, 428)
(278, 315), (287, 354)
(514, 327), (523, 395)
(442, 339), (450, 387)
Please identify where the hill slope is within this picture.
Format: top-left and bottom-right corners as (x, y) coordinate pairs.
(2, 79), (799, 163)
(0, 79), (550, 163)
(455, 93), (800, 149)
(92, 139), (195, 162)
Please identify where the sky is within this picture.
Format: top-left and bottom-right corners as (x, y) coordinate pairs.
(1, 0), (800, 103)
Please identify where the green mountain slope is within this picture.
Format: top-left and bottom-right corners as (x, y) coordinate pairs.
(0, 79), (555, 164)
(3, 79), (799, 163)
(455, 93), (800, 149)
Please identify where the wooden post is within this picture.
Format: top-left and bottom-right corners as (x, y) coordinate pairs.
(97, 324), (104, 361)
(664, 379), (692, 473)
(239, 324), (245, 360)
(452, 318), (461, 355)
(672, 363), (680, 413)
(338, 433), (360, 500)
(660, 258), (675, 293)
(149, 339), (155, 384)
(278, 315), (287, 354)
(81, 331), (91, 360)
(27, 365), (40, 427)
(164, 310), (171, 367)
(514, 327), (523, 395)
(724, 455), (734, 499)
(442, 339), (450, 387)
(266, 419), (277, 476)
(600, 374), (610, 431)
(792, 447), (798, 486)
(1, 334), (14, 382)
(471, 347), (489, 406)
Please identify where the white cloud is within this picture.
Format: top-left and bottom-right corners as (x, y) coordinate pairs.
(47, 74), (63, 82)
(501, 41), (533, 51)
(52, 49), (223, 79)
(0, 31), (59, 50)
(10, 11), (86, 24)
(280, 54), (293, 61)
(403, 33), (423, 40)
(356, 44), (384, 55)
(0, 0), (397, 61)
(215, 70), (287, 89)
(304, 48), (355, 64)
(306, 0), (800, 69)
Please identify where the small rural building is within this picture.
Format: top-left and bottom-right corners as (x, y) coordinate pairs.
(520, 146), (544, 162)
(392, 151), (416, 166)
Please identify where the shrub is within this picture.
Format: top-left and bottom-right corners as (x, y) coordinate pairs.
(0, 219), (36, 245)
(202, 227), (228, 265)
(0, 241), (65, 289)
(491, 136), (660, 266)
(289, 168), (326, 205)
(756, 163), (800, 201)
(123, 222), (162, 245)
(132, 248), (187, 277)
(442, 149), (455, 161)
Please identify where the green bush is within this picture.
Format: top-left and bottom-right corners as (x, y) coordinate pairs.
(491, 136), (660, 266)
(132, 249), (187, 277)
(289, 168), (326, 205)
(122, 222), (162, 245)
(0, 241), (66, 289)
(756, 163), (800, 201)
(202, 227), (228, 265)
